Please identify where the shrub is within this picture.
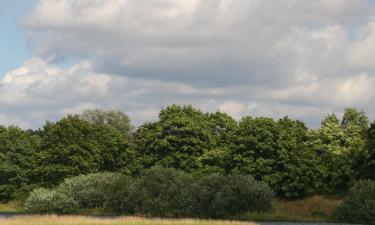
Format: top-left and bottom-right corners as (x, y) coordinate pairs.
(24, 188), (78, 214)
(128, 167), (194, 217)
(210, 175), (273, 217)
(334, 180), (375, 224)
(57, 172), (122, 208)
(181, 174), (273, 218)
(104, 175), (134, 213)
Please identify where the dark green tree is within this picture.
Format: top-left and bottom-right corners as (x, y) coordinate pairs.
(365, 122), (375, 179)
(0, 126), (40, 201)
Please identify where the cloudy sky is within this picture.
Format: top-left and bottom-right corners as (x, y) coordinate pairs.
(1, 0), (375, 128)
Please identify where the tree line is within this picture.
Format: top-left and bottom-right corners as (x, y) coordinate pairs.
(0, 105), (374, 201)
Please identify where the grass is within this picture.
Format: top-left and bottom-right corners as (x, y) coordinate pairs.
(0, 216), (259, 225)
(0, 195), (341, 223)
(237, 195), (341, 222)
(0, 201), (22, 213)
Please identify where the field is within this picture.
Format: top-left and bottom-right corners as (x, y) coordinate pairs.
(0, 216), (259, 225)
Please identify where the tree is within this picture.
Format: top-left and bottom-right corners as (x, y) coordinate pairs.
(198, 112), (237, 174)
(309, 113), (355, 194)
(134, 105), (236, 174)
(364, 122), (375, 179)
(232, 116), (318, 198)
(34, 115), (135, 187)
(341, 107), (369, 132)
(0, 126), (40, 201)
(135, 105), (214, 173)
(341, 108), (369, 178)
(79, 109), (134, 144)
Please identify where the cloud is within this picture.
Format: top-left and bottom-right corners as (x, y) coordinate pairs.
(1, 0), (375, 128)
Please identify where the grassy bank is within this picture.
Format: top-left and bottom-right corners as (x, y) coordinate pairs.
(237, 196), (341, 222)
(0, 216), (259, 225)
(0, 196), (340, 222)
(0, 201), (21, 213)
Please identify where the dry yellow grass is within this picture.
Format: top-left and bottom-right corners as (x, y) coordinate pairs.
(0, 201), (20, 213)
(0, 216), (259, 225)
(273, 195), (341, 219)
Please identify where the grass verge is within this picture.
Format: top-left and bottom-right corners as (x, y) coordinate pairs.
(0, 216), (259, 225)
(0, 195), (341, 223)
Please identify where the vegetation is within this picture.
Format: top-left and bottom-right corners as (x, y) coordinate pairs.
(0, 216), (259, 225)
(24, 169), (273, 218)
(0, 105), (374, 223)
(334, 180), (375, 224)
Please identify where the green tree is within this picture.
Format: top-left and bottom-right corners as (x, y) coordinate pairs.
(79, 109), (134, 144)
(135, 105), (236, 174)
(0, 126), (40, 201)
(135, 105), (214, 172)
(309, 113), (355, 194)
(34, 115), (135, 187)
(365, 122), (375, 179)
(233, 116), (318, 198)
(341, 108), (369, 178)
(197, 112), (237, 174)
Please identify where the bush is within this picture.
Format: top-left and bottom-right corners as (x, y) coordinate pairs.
(181, 174), (273, 218)
(128, 167), (194, 217)
(334, 180), (375, 224)
(104, 175), (134, 213)
(56, 172), (122, 208)
(24, 188), (78, 214)
(210, 175), (273, 216)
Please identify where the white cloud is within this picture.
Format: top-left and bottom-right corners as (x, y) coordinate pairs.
(219, 101), (246, 120)
(2, 0), (375, 128)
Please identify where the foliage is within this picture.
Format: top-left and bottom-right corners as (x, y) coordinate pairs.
(309, 109), (369, 194)
(33, 115), (135, 187)
(134, 105), (235, 174)
(24, 188), (78, 214)
(181, 174), (273, 218)
(1, 104), (375, 204)
(127, 167), (194, 217)
(57, 172), (123, 208)
(334, 180), (375, 224)
(103, 174), (134, 213)
(233, 116), (320, 198)
(365, 122), (375, 179)
(79, 109), (134, 145)
(0, 126), (40, 201)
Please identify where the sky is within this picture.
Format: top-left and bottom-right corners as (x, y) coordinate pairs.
(1, 0), (375, 129)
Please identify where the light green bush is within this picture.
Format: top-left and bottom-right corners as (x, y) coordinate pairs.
(57, 172), (122, 208)
(24, 188), (78, 214)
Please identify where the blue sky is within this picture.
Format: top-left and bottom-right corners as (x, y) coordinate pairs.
(0, 0), (35, 77)
(1, 0), (375, 128)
